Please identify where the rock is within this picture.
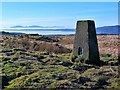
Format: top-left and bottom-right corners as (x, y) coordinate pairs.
(13, 49), (27, 52)
(20, 63), (26, 66)
(96, 77), (108, 86)
(4, 52), (15, 56)
(24, 57), (35, 60)
(43, 51), (49, 55)
(73, 76), (91, 84)
(58, 61), (73, 66)
(72, 65), (83, 71)
(52, 74), (67, 80)
(48, 54), (54, 58)
(1, 49), (12, 53)
(72, 65), (94, 71)
(78, 77), (91, 84)
(37, 56), (45, 62)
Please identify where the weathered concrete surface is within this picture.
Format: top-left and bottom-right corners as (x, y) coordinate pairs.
(73, 20), (100, 65)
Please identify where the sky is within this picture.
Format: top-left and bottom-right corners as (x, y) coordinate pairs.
(1, 2), (118, 28)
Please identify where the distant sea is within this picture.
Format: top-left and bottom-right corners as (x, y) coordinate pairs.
(1, 25), (119, 35)
(1, 29), (76, 35)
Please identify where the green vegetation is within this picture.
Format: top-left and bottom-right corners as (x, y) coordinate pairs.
(100, 52), (118, 66)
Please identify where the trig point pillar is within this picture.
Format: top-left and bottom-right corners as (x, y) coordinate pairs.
(73, 20), (100, 65)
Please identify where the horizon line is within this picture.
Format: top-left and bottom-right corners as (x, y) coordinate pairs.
(0, 24), (119, 30)
(0, 28), (75, 30)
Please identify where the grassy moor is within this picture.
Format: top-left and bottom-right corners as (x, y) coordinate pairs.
(1, 33), (119, 89)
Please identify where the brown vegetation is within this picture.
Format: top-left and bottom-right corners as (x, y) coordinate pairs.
(2, 34), (71, 54)
(1, 34), (118, 56)
(58, 35), (118, 56)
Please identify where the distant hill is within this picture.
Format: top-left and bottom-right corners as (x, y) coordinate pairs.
(11, 25), (64, 28)
(96, 25), (119, 34)
(11, 25), (23, 28)
(0, 31), (25, 35)
(3, 25), (120, 35)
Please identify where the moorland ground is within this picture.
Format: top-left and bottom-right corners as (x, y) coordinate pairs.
(0, 34), (119, 89)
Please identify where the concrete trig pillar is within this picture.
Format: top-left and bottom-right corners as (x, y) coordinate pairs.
(73, 20), (100, 65)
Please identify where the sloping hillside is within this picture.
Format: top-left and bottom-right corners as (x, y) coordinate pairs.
(96, 25), (119, 34)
